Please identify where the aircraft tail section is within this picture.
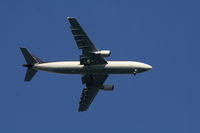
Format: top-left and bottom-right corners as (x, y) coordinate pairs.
(24, 68), (37, 81)
(20, 47), (44, 81)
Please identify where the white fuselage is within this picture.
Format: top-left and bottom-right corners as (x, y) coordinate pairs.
(33, 61), (152, 75)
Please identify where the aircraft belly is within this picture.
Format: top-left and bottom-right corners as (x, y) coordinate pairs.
(55, 65), (133, 74)
(34, 62), (134, 74)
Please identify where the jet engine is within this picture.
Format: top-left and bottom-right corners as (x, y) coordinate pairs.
(101, 84), (114, 91)
(93, 50), (111, 57)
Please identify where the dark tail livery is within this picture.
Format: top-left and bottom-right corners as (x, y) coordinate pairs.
(20, 48), (44, 81)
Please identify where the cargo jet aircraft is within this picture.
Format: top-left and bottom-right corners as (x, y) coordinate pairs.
(20, 17), (152, 112)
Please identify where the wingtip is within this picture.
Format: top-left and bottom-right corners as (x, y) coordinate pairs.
(78, 109), (84, 112)
(20, 47), (28, 52)
(20, 47), (25, 52)
(67, 17), (75, 20)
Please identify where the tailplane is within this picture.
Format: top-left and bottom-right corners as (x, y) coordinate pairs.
(20, 48), (44, 81)
(24, 68), (37, 81)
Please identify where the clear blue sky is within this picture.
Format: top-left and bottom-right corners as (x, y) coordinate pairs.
(0, 0), (200, 132)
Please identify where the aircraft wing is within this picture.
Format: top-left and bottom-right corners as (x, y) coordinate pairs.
(67, 17), (107, 65)
(79, 75), (108, 111)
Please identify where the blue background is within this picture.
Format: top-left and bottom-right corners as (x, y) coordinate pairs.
(1, 0), (200, 132)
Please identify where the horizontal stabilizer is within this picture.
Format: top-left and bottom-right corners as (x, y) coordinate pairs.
(20, 47), (42, 81)
(20, 48), (37, 64)
(24, 68), (37, 81)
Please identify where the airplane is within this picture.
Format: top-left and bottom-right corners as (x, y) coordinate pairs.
(20, 17), (152, 112)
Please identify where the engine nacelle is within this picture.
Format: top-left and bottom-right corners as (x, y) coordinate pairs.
(93, 50), (111, 57)
(101, 84), (114, 91)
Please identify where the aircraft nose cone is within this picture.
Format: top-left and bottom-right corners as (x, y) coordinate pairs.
(145, 64), (152, 70)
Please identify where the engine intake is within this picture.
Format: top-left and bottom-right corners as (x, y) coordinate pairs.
(93, 50), (111, 57)
(101, 84), (114, 91)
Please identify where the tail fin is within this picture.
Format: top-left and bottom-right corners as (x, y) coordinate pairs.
(20, 47), (44, 81)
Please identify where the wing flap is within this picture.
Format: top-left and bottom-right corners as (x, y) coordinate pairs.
(78, 75), (108, 112)
(79, 87), (99, 112)
(67, 17), (107, 65)
(68, 17), (97, 51)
